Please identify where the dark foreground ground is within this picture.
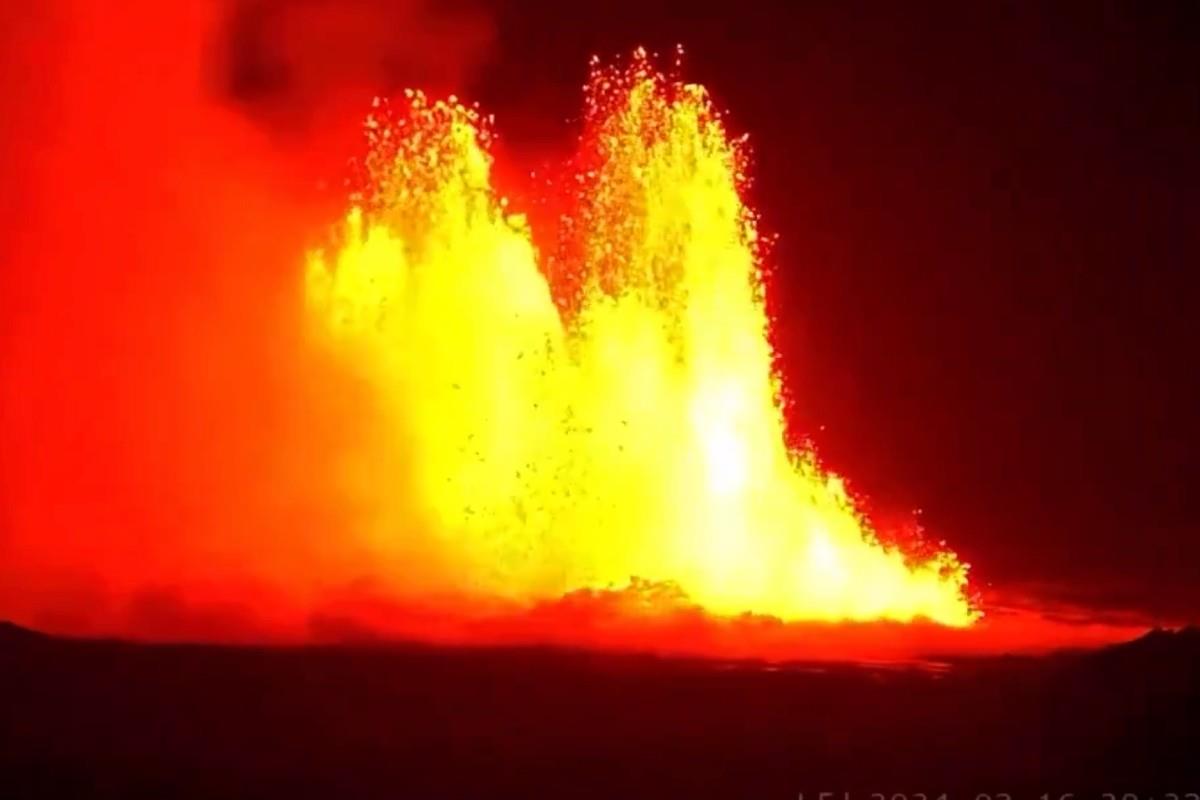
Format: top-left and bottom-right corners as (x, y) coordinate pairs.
(2, 622), (1198, 799)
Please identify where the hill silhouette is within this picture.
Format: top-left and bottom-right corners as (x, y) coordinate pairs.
(1, 621), (1197, 798)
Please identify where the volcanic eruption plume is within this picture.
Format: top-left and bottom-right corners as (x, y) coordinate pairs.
(0, 0), (981, 649)
(303, 50), (974, 628)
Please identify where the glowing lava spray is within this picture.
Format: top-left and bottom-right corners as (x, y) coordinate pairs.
(305, 50), (974, 626)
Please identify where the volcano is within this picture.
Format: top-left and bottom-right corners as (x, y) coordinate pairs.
(2, 0), (1198, 796)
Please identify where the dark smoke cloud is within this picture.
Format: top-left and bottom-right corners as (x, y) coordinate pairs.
(215, 0), (495, 184)
(0, 0), (493, 639)
(221, 1), (493, 122)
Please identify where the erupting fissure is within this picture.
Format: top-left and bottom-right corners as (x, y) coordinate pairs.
(305, 50), (976, 626)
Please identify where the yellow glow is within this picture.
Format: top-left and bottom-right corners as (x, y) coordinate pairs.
(304, 53), (975, 625)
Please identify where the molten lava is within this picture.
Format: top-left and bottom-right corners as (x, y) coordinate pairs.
(304, 50), (975, 627)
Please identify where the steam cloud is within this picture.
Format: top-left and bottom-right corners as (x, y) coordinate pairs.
(0, 0), (493, 640)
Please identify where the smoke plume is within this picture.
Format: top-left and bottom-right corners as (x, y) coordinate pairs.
(0, 0), (492, 639)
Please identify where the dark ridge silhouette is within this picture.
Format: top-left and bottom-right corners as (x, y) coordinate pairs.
(1117, 625), (1200, 653)
(0, 620), (49, 644)
(1, 620), (1198, 798)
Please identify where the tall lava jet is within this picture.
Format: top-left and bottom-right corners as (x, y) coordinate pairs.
(305, 50), (974, 626)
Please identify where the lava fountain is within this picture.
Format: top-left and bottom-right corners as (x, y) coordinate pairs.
(304, 50), (975, 627)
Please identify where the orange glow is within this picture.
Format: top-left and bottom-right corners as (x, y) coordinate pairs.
(304, 50), (975, 626)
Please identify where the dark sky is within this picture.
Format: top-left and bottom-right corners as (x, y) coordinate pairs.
(458, 1), (1199, 615)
